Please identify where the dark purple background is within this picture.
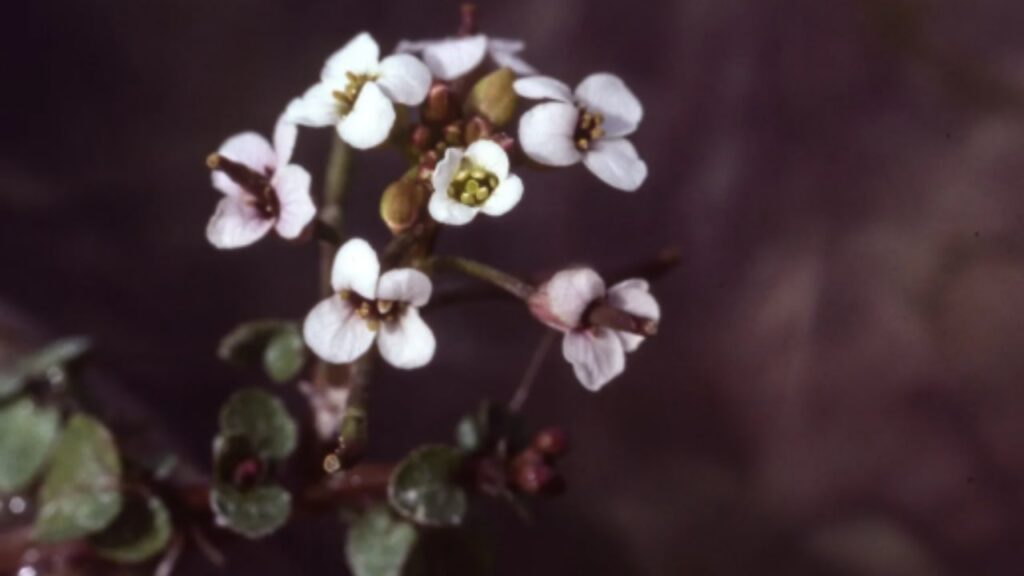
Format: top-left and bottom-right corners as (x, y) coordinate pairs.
(3, 0), (1024, 574)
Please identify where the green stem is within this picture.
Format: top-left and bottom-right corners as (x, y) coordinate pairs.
(319, 136), (352, 297)
(426, 255), (535, 300)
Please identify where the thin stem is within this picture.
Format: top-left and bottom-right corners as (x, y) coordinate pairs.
(509, 331), (557, 412)
(427, 255), (535, 300)
(318, 136), (352, 296)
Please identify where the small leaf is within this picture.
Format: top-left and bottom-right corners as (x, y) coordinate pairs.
(210, 484), (291, 539)
(0, 337), (91, 400)
(346, 506), (418, 576)
(35, 414), (123, 542)
(262, 327), (306, 383)
(0, 398), (61, 493)
(219, 388), (297, 461)
(90, 491), (171, 564)
(388, 445), (467, 527)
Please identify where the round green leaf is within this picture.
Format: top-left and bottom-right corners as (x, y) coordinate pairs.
(0, 398), (60, 494)
(388, 445), (468, 527)
(346, 506), (418, 576)
(90, 492), (171, 564)
(35, 414), (123, 542)
(262, 327), (306, 383)
(210, 484), (291, 540)
(219, 388), (297, 461)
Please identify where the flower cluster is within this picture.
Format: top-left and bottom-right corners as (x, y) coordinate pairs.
(204, 27), (659, 391)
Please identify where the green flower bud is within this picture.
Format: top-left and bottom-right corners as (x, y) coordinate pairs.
(466, 68), (517, 127)
(380, 179), (427, 235)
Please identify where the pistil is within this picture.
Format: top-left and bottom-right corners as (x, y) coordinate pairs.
(206, 153), (279, 218)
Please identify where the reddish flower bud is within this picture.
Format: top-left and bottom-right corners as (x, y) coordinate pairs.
(463, 116), (493, 144)
(422, 82), (459, 125)
(410, 124), (433, 152)
(532, 427), (568, 458)
(232, 457), (264, 488)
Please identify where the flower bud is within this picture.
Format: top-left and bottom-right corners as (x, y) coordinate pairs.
(466, 68), (517, 127)
(463, 116), (493, 144)
(512, 448), (559, 495)
(422, 82), (459, 125)
(380, 179), (427, 234)
(531, 427), (568, 458)
(410, 124), (433, 153)
(443, 121), (464, 146)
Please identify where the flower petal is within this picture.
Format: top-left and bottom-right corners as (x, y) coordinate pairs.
(206, 197), (273, 249)
(464, 139), (509, 179)
(395, 39), (433, 53)
(422, 35), (488, 80)
(331, 238), (380, 299)
(430, 147), (463, 194)
(272, 115), (298, 166)
(518, 102), (581, 167)
(513, 76), (572, 103)
(303, 296), (376, 364)
(337, 82), (396, 149)
(376, 54), (432, 106)
(574, 73), (643, 138)
(377, 308), (435, 369)
(217, 132), (276, 170)
(481, 174), (522, 217)
(377, 269), (432, 307)
(428, 189), (478, 226)
(583, 138), (648, 192)
(272, 165), (315, 239)
(284, 83), (342, 128)
(562, 329), (626, 392)
(607, 279), (660, 352)
(533, 267), (606, 330)
(322, 32), (381, 80)
(489, 49), (536, 76)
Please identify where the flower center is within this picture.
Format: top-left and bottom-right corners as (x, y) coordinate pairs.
(573, 107), (605, 151)
(447, 160), (499, 207)
(340, 289), (404, 332)
(206, 154), (279, 218)
(332, 72), (378, 116)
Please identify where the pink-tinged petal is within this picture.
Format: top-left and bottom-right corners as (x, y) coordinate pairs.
(272, 115), (299, 166)
(272, 165), (315, 239)
(513, 76), (572, 103)
(377, 308), (435, 369)
(337, 82), (395, 149)
(583, 138), (648, 192)
(574, 73), (643, 138)
(518, 102), (581, 167)
(431, 147), (463, 193)
(303, 296), (376, 364)
(322, 32), (381, 80)
(377, 54), (432, 106)
(481, 174), (522, 217)
(285, 83), (342, 128)
(395, 39), (434, 53)
(464, 139), (509, 179)
(487, 38), (525, 53)
(562, 329), (626, 392)
(428, 189), (478, 226)
(422, 35), (488, 80)
(377, 269), (432, 307)
(206, 197), (273, 249)
(607, 279), (660, 352)
(330, 238), (380, 299)
(216, 131), (276, 177)
(529, 267), (605, 331)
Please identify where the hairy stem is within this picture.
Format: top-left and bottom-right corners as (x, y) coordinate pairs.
(426, 255), (536, 300)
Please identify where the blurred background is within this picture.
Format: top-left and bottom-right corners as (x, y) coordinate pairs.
(3, 0), (1024, 574)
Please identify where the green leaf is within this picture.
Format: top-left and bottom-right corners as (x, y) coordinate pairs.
(388, 445), (468, 527)
(219, 388), (297, 461)
(454, 401), (524, 455)
(90, 492), (171, 564)
(0, 398), (61, 494)
(262, 327), (306, 383)
(210, 484), (291, 539)
(219, 320), (304, 382)
(346, 506), (418, 576)
(35, 414), (123, 542)
(0, 337), (91, 400)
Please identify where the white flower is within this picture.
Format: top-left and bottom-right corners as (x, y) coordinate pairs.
(428, 140), (523, 225)
(206, 115), (315, 249)
(397, 35), (535, 81)
(286, 32), (432, 150)
(529, 268), (660, 391)
(303, 238), (436, 369)
(515, 73), (647, 192)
